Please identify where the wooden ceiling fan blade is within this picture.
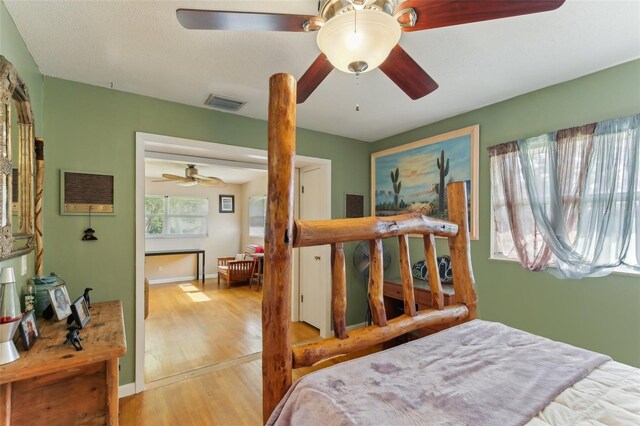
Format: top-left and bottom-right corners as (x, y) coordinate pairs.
(379, 45), (438, 100)
(177, 181), (199, 187)
(162, 173), (187, 180)
(199, 178), (226, 187)
(192, 173), (217, 181)
(152, 179), (173, 183)
(176, 9), (317, 32)
(297, 54), (334, 104)
(398, 0), (566, 32)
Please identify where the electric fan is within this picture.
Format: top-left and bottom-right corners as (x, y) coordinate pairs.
(352, 240), (392, 324)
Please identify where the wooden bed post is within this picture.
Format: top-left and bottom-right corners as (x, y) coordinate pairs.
(446, 182), (477, 319)
(263, 73), (296, 422)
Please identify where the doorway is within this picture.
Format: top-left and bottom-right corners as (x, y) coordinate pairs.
(134, 132), (331, 393)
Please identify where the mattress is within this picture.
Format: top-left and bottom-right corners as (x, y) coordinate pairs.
(269, 320), (627, 426)
(528, 360), (640, 425)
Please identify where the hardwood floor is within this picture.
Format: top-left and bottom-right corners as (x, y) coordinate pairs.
(122, 360), (264, 426)
(125, 279), (377, 425)
(145, 280), (319, 382)
(124, 279), (381, 424)
(121, 348), (381, 425)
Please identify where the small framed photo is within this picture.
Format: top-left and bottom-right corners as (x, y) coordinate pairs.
(70, 296), (91, 329)
(219, 195), (235, 213)
(48, 284), (72, 320)
(19, 311), (40, 350)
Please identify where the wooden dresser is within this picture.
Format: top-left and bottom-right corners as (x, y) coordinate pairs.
(0, 300), (126, 426)
(383, 277), (456, 312)
(383, 278), (457, 340)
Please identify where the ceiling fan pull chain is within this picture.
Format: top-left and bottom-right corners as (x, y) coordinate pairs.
(354, 71), (360, 112)
(354, 7), (357, 34)
(355, 73), (360, 112)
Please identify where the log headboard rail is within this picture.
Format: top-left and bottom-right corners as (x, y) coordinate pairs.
(262, 73), (478, 422)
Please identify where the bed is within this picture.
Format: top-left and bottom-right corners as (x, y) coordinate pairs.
(261, 73), (640, 425)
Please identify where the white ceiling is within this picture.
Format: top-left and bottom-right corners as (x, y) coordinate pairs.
(6, 0), (640, 142)
(145, 157), (266, 184)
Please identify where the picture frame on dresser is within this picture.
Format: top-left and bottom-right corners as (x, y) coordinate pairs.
(19, 311), (39, 350)
(70, 296), (91, 329)
(48, 284), (72, 320)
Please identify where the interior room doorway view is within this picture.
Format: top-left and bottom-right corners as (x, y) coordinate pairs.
(134, 132), (332, 392)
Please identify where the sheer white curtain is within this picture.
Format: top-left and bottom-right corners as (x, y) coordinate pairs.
(489, 142), (552, 270)
(490, 114), (639, 278)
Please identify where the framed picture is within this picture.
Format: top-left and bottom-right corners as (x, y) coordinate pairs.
(19, 310), (39, 350)
(219, 195), (235, 213)
(48, 284), (72, 320)
(70, 296), (91, 329)
(60, 170), (115, 215)
(371, 125), (479, 240)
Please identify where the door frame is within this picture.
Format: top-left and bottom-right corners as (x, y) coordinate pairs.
(134, 132), (331, 393)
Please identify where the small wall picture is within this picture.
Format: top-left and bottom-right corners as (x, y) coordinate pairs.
(70, 296), (91, 329)
(219, 195), (235, 213)
(19, 311), (39, 350)
(48, 284), (72, 320)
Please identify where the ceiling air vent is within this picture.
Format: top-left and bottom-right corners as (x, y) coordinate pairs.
(204, 94), (246, 111)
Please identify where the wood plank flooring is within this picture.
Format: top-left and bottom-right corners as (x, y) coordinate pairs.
(124, 279), (380, 425)
(121, 348), (381, 425)
(145, 280), (319, 382)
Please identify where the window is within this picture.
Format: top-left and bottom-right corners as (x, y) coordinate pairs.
(248, 195), (266, 237)
(489, 115), (639, 277)
(145, 196), (208, 237)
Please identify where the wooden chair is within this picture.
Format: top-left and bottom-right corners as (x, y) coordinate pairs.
(248, 255), (264, 291)
(217, 256), (254, 288)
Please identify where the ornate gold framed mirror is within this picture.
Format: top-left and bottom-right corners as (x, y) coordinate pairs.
(0, 56), (35, 259)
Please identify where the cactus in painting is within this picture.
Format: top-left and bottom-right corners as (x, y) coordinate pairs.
(436, 150), (449, 214)
(390, 168), (401, 207)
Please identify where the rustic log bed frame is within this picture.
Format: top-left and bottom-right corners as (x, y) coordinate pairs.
(262, 73), (478, 422)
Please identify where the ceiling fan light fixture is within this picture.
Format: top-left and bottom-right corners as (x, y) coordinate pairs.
(317, 9), (400, 74)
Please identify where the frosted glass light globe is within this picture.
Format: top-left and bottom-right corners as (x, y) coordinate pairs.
(317, 9), (400, 74)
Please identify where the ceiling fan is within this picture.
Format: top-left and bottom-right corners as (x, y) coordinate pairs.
(177, 0), (565, 104)
(153, 164), (225, 187)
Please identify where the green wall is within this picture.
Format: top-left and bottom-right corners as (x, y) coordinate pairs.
(0, 3), (42, 296)
(373, 59), (640, 367)
(42, 77), (372, 384)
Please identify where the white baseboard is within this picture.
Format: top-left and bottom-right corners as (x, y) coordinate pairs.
(119, 382), (136, 398)
(148, 273), (216, 285)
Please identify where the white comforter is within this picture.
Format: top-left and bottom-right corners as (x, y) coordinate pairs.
(528, 360), (640, 425)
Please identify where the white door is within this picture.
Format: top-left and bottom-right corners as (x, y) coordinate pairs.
(299, 167), (325, 330)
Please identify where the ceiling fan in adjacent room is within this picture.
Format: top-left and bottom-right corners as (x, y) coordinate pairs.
(177, 0), (565, 103)
(153, 164), (225, 187)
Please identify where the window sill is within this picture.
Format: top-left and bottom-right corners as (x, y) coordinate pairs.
(489, 254), (640, 277)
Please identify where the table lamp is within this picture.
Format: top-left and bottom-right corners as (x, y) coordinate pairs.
(0, 267), (22, 364)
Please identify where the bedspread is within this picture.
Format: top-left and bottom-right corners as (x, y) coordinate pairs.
(528, 360), (640, 425)
(268, 320), (610, 426)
